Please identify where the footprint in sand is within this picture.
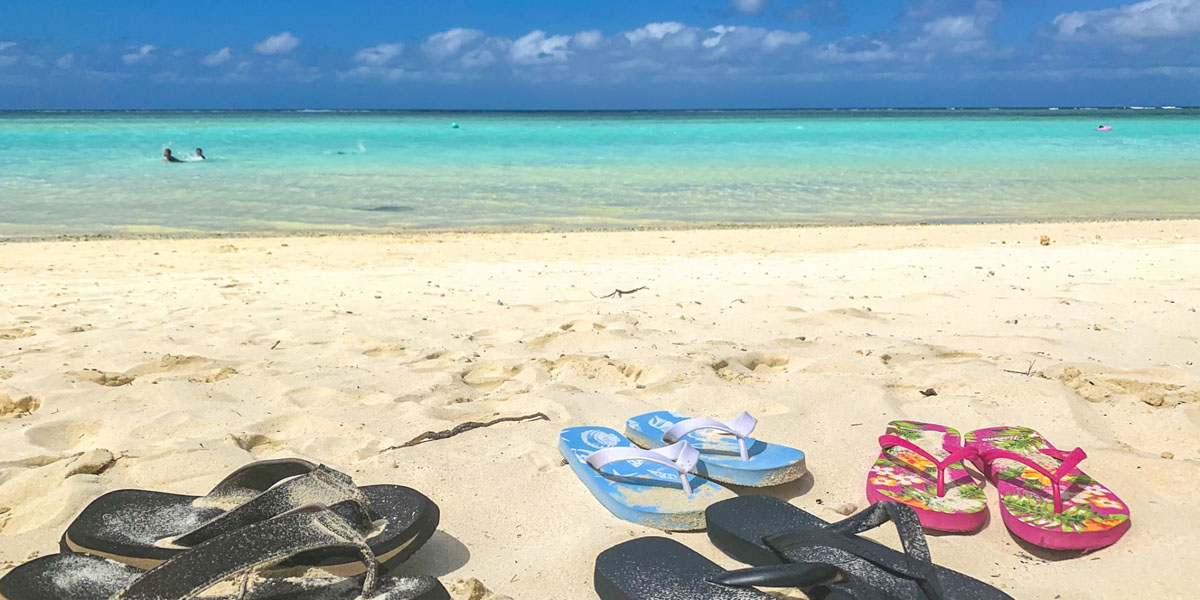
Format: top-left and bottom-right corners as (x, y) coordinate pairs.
(0, 328), (36, 340)
(711, 353), (790, 384)
(460, 362), (538, 394)
(1054, 365), (1200, 408)
(0, 394), (41, 418)
(68, 354), (237, 387)
(67, 369), (135, 387)
(24, 419), (103, 451)
(540, 355), (661, 390)
(363, 344), (407, 358)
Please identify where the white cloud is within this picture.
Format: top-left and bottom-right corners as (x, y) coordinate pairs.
(731, 0), (770, 15)
(818, 36), (896, 63)
(461, 48), (497, 68)
(624, 22), (687, 45)
(355, 43), (405, 66)
(122, 45), (156, 65)
(916, 15), (987, 53)
(254, 32), (301, 55)
(0, 41), (16, 52)
(1053, 0), (1200, 40)
(422, 28), (484, 60)
(202, 47), (232, 67)
(510, 30), (572, 64)
(56, 53), (75, 69)
(573, 30), (604, 50)
(763, 30), (811, 50)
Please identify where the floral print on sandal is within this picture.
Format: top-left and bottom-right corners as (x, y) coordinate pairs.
(965, 426), (1130, 550)
(865, 421), (987, 532)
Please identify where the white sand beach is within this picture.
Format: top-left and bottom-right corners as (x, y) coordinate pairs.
(2, 220), (1198, 599)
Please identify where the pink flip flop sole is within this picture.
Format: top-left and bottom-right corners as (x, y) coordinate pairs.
(966, 426), (1131, 551)
(865, 421), (988, 533)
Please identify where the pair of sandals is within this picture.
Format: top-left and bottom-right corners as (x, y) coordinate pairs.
(596, 498), (1014, 599)
(560, 410), (808, 530)
(0, 458), (449, 600)
(869, 421), (1131, 550)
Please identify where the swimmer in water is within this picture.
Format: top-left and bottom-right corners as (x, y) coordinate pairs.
(163, 149), (184, 163)
(194, 148), (206, 160)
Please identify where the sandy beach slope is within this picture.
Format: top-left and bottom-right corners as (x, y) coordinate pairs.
(2, 220), (1198, 599)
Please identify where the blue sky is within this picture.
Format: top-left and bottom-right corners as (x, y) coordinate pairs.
(1, 0), (1198, 109)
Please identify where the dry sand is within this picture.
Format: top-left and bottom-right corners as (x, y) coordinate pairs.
(1, 220), (1198, 599)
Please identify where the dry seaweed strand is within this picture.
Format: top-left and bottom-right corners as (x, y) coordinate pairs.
(384, 412), (550, 450)
(591, 286), (648, 299)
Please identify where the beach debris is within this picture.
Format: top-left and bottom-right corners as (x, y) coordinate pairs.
(1003, 360), (1037, 377)
(270, 340), (281, 350)
(384, 412), (550, 450)
(880, 354), (892, 364)
(1162, 452), (1175, 460)
(834, 502), (858, 516)
(446, 578), (511, 600)
(592, 286), (648, 299)
(1040, 235), (1051, 246)
(0, 394), (41, 418)
(68, 369), (134, 387)
(920, 388), (938, 397)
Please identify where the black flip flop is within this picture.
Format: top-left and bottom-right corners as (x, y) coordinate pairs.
(595, 537), (893, 600)
(706, 497), (1014, 600)
(1, 505), (449, 600)
(61, 458), (438, 574)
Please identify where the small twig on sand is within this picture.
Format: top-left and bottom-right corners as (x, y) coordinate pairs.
(592, 286), (648, 299)
(270, 340), (281, 350)
(383, 412), (550, 451)
(1002, 360), (1036, 376)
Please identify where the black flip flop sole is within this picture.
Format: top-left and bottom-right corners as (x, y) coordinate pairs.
(0, 553), (449, 600)
(61, 485), (438, 574)
(706, 497), (1013, 600)
(595, 537), (773, 600)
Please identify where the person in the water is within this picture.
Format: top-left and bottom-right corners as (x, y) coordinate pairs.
(194, 148), (206, 160)
(162, 149), (184, 163)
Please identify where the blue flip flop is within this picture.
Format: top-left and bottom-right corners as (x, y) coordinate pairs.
(624, 411), (807, 487)
(559, 426), (736, 531)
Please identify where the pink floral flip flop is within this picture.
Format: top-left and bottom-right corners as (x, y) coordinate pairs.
(865, 421), (987, 532)
(965, 426), (1131, 550)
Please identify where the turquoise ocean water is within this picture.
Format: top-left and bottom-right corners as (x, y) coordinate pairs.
(1, 109), (1198, 236)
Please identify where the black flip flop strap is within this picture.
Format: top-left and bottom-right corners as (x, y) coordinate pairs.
(174, 465), (370, 547)
(202, 458), (321, 509)
(709, 563), (847, 589)
(112, 505), (377, 600)
(765, 531), (945, 600)
(826, 501), (931, 562)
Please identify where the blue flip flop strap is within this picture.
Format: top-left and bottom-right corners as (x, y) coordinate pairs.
(113, 505), (377, 600)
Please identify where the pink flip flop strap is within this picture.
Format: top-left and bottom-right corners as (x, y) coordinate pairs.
(878, 434), (978, 497)
(979, 446), (1087, 513)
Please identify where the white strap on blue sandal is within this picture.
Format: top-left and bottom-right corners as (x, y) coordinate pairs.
(626, 411), (807, 487)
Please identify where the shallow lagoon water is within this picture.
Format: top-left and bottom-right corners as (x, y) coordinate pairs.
(1, 109), (1198, 235)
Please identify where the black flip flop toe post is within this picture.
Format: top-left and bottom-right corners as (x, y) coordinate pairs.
(706, 498), (1014, 600)
(62, 458), (438, 574)
(1, 505), (449, 600)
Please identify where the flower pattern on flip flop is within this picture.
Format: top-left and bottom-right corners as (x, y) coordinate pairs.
(867, 421), (987, 519)
(976, 426), (1130, 535)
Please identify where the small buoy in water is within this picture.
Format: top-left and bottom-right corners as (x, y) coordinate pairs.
(1097, 125), (1112, 131)
(450, 122), (459, 129)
